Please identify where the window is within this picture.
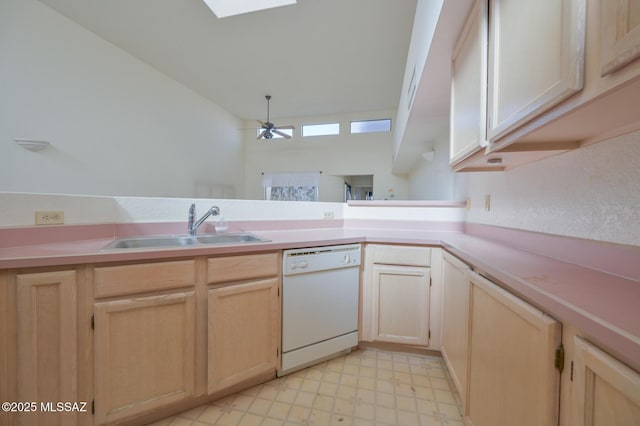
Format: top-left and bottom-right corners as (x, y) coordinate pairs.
(262, 172), (320, 201)
(302, 122), (340, 137)
(350, 119), (392, 134)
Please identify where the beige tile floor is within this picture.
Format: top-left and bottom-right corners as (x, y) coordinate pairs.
(151, 348), (464, 426)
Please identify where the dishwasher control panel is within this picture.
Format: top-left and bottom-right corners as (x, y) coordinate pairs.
(283, 243), (361, 276)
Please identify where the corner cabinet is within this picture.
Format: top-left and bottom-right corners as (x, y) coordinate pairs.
(362, 245), (442, 349)
(466, 271), (561, 426)
(206, 253), (281, 395)
(92, 260), (198, 425)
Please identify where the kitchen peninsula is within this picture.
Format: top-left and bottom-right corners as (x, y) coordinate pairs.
(1, 197), (638, 425)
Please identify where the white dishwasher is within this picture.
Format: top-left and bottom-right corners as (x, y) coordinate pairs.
(279, 243), (361, 376)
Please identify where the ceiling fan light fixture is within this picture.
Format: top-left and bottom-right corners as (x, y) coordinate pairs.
(202, 0), (296, 18)
(257, 95), (294, 140)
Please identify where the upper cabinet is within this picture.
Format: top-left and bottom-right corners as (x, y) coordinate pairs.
(449, 0), (640, 172)
(450, 0), (488, 166)
(600, 0), (640, 76)
(487, 0), (585, 142)
(393, 0), (475, 173)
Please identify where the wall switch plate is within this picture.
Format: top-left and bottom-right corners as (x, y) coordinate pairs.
(35, 211), (65, 225)
(323, 211), (334, 220)
(466, 198), (471, 211)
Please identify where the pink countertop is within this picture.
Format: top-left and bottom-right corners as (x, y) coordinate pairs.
(1, 222), (638, 372)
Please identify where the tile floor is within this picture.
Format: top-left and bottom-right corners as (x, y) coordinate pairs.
(151, 348), (464, 426)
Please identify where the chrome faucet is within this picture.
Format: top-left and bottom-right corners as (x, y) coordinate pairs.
(188, 203), (220, 237)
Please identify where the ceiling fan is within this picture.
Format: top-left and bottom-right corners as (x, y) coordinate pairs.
(257, 95), (295, 140)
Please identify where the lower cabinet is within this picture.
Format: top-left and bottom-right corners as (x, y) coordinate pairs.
(466, 271), (561, 426)
(13, 270), (79, 426)
(208, 278), (280, 394)
(93, 291), (196, 425)
(570, 335), (640, 425)
(441, 251), (471, 406)
(371, 263), (430, 345)
(362, 245), (437, 348)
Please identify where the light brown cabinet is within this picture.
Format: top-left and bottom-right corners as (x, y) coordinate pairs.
(600, 0), (640, 76)
(4, 270), (80, 426)
(362, 245), (441, 349)
(371, 263), (431, 345)
(450, 0), (488, 167)
(450, 0), (640, 171)
(487, 0), (585, 142)
(440, 251), (471, 407)
(92, 259), (198, 425)
(466, 271), (561, 426)
(208, 279), (279, 393)
(207, 252), (280, 394)
(565, 334), (640, 425)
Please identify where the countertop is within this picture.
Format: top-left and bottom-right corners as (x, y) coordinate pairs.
(1, 224), (638, 372)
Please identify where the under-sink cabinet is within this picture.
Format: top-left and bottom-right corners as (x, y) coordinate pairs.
(92, 260), (198, 425)
(206, 253), (280, 394)
(361, 245), (442, 350)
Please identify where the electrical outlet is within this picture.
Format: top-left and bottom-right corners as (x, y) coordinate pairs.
(484, 195), (491, 212)
(35, 211), (65, 225)
(323, 211), (334, 220)
(466, 198), (471, 211)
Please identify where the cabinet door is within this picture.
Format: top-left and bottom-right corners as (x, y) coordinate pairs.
(94, 291), (196, 425)
(450, 0), (488, 165)
(467, 272), (560, 426)
(572, 336), (640, 425)
(487, 0), (585, 141)
(16, 270), (78, 426)
(371, 264), (430, 346)
(208, 278), (279, 394)
(600, 0), (640, 75)
(441, 252), (471, 406)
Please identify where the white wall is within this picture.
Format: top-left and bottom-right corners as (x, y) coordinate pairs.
(243, 111), (409, 201)
(408, 135), (456, 200)
(0, 0), (244, 198)
(462, 131), (640, 246)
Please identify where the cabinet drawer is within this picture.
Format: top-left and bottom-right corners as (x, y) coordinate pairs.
(94, 260), (196, 298)
(372, 245), (431, 267)
(207, 252), (279, 284)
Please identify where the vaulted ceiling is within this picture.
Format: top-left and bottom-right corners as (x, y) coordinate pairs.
(38, 0), (418, 121)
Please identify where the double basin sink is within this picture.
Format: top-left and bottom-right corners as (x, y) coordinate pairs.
(102, 232), (269, 250)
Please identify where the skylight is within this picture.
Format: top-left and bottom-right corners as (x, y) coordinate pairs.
(202, 0), (297, 18)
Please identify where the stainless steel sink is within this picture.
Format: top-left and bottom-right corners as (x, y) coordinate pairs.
(196, 233), (267, 244)
(101, 232), (269, 250)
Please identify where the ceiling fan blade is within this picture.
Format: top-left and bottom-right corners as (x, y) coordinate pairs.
(276, 125), (295, 130)
(257, 130), (267, 140)
(257, 120), (267, 128)
(273, 129), (291, 139)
